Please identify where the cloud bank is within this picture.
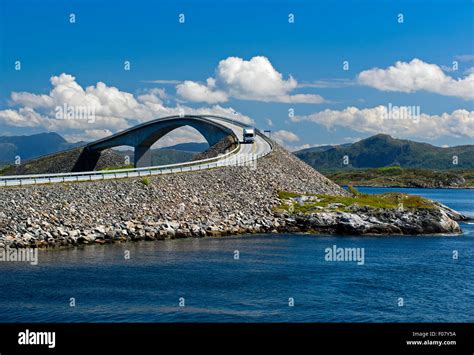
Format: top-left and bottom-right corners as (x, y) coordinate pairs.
(358, 59), (474, 100)
(176, 56), (325, 104)
(292, 106), (474, 139)
(0, 73), (254, 142)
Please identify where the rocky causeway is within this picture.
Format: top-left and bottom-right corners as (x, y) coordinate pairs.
(0, 144), (469, 249)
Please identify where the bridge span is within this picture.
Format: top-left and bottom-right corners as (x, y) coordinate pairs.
(0, 115), (272, 187)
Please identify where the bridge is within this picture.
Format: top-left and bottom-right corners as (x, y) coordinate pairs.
(0, 115), (273, 186)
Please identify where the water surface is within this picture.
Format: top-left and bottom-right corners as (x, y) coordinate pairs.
(0, 188), (472, 322)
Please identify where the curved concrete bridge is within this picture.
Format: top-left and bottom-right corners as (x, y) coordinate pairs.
(0, 115), (273, 186)
(79, 115), (237, 169)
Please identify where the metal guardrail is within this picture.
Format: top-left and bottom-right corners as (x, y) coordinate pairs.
(0, 146), (271, 187)
(0, 115), (274, 187)
(0, 144), (241, 186)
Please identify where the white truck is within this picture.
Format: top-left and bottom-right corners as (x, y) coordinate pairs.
(243, 128), (255, 144)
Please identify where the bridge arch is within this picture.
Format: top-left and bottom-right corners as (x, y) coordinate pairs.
(73, 115), (236, 171)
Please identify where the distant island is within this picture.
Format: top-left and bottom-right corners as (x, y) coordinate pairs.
(294, 134), (474, 189)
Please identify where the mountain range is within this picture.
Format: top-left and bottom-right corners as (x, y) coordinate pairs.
(294, 134), (474, 171)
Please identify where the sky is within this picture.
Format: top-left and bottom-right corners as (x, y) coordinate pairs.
(0, 0), (473, 150)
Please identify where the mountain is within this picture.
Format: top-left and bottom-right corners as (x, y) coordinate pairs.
(0, 132), (84, 165)
(294, 134), (474, 170)
(296, 143), (351, 154)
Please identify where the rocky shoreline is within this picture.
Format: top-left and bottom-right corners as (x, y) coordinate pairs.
(0, 145), (469, 249)
(276, 202), (468, 236)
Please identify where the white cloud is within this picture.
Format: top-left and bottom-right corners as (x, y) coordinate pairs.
(176, 56), (325, 104)
(293, 106), (474, 139)
(272, 130), (300, 145)
(266, 118), (273, 127)
(64, 129), (114, 143)
(358, 58), (474, 100)
(0, 108), (47, 128)
(0, 73), (254, 142)
(176, 80), (228, 104)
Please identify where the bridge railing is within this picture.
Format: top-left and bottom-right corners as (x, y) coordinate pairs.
(0, 144), (273, 187)
(0, 115), (275, 187)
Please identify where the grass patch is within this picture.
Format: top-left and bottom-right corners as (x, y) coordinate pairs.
(276, 190), (435, 214)
(140, 177), (151, 186)
(278, 191), (305, 199)
(0, 165), (13, 175)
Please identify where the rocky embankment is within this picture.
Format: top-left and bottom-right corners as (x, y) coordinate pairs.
(0, 145), (345, 248)
(0, 144), (467, 249)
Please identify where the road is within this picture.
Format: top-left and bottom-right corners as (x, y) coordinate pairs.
(0, 115), (272, 187)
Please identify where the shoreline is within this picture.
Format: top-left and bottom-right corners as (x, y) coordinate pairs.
(348, 184), (474, 190)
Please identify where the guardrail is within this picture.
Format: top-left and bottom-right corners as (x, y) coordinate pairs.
(0, 145), (272, 187)
(0, 143), (240, 186)
(0, 115), (274, 187)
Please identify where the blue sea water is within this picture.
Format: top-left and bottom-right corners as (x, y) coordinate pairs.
(0, 187), (472, 322)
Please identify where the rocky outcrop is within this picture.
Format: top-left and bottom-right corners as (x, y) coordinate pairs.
(278, 205), (463, 235)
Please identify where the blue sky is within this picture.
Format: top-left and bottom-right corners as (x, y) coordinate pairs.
(0, 0), (473, 149)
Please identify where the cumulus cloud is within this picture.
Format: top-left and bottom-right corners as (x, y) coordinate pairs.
(0, 108), (47, 128)
(292, 106), (474, 139)
(0, 73), (254, 142)
(272, 130), (300, 145)
(176, 79), (228, 104)
(358, 59), (474, 100)
(176, 56), (325, 104)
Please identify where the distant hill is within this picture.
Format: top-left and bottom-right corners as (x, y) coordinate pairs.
(294, 134), (474, 170)
(0, 132), (83, 165)
(296, 143), (351, 154)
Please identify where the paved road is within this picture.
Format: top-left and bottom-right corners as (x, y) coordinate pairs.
(0, 116), (272, 187)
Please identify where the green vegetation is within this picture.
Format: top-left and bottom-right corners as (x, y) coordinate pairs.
(325, 168), (473, 188)
(377, 165), (402, 172)
(140, 177), (151, 186)
(0, 165), (12, 175)
(276, 190), (435, 214)
(277, 191), (303, 199)
(347, 185), (360, 196)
